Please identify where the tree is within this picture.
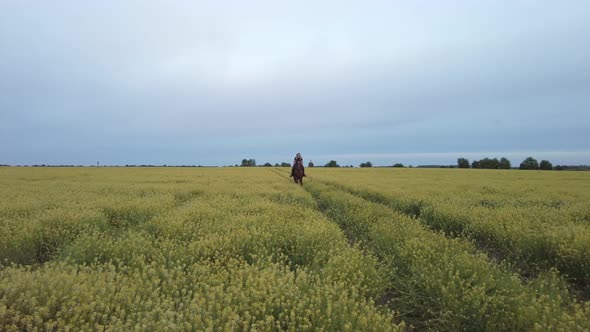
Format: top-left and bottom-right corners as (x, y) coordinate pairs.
(540, 160), (553, 170)
(457, 158), (470, 168)
(479, 158), (500, 169)
(263, 162), (272, 167)
(241, 159), (256, 167)
(519, 157), (539, 170)
(471, 160), (481, 169)
(325, 160), (340, 167)
(280, 162), (291, 167)
(392, 163), (404, 168)
(308, 160), (314, 167)
(499, 157), (511, 169)
(359, 161), (373, 168)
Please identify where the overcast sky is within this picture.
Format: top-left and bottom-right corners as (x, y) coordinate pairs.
(1, 1), (589, 166)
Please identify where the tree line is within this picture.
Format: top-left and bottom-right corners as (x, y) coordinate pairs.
(239, 159), (355, 168)
(240, 157), (557, 170)
(458, 157), (555, 170)
(240, 159), (316, 168)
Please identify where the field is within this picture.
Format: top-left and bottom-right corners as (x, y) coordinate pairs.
(1, 167), (589, 331)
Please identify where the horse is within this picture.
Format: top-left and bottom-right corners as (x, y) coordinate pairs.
(292, 161), (305, 186)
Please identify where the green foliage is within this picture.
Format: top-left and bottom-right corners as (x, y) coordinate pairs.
(540, 160), (553, 170)
(359, 161), (373, 168)
(392, 163), (404, 168)
(457, 158), (470, 168)
(325, 160), (340, 167)
(480, 157), (500, 169)
(468, 157), (511, 169)
(499, 157), (511, 169)
(520, 157), (540, 170)
(241, 159), (256, 167)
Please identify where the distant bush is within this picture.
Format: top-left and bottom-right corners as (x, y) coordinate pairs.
(519, 157), (539, 170)
(392, 163), (404, 168)
(241, 159), (256, 167)
(359, 161), (373, 168)
(468, 157), (511, 169)
(457, 158), (470, 168)
(325, 160), (340, 167)
(540, 160), (553, 170)
(479, 158), (500, 169)
(499, 157), (511, 169)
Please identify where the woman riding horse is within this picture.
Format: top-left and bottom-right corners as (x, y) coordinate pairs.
(290, 153), (306, 178)
(290, 153), (306, 185)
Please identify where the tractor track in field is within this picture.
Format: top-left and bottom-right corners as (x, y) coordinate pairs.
(273, 169), (589, 302)
(297, 176), (590, 329)
(274, 169), (414, 321)
(270, 169), (362, 247)
(313, 178), (590, 302)
(319, 179), (507, 258)
(270, 169), (401, 310)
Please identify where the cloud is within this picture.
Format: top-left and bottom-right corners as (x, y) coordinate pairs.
(1, 1), (589, 165)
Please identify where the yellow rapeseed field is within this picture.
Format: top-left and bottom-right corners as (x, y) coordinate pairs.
(0, 167), (589, 331)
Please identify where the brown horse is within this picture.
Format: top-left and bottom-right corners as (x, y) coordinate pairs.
(292, 161), (305, 186)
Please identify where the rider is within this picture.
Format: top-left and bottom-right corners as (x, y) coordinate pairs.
(290, 152), (306, 177)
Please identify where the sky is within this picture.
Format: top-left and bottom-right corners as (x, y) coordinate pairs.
(1, 1), (589, 166)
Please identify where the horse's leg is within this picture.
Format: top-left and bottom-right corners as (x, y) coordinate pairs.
(299, 177), (303, 186)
